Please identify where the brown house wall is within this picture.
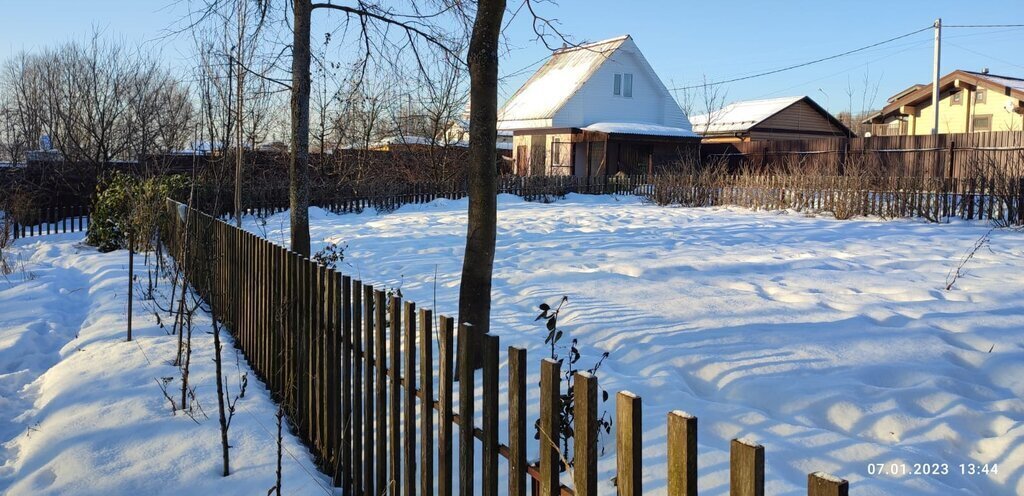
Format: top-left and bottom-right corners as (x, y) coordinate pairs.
(758, 100), (846, 135)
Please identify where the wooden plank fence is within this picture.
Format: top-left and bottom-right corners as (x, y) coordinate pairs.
(164, 197), (851, 495)
(10, 167), (1023, 244)
(646, 174), (1024, 225)
(703, 130), (1024, 179)
(232, 172), (1023, 227)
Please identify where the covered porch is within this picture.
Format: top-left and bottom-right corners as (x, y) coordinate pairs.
(511, 123), (701, 177)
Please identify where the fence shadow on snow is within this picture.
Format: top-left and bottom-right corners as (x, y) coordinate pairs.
(164, 197), (851, 496)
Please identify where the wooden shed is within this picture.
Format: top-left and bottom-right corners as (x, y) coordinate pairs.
(690, 96), (854, 143)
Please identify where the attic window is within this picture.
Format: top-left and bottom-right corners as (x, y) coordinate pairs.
(623, 73), (633, 98)
(976, 88), (987, 104)
(951, 91), (962, 105)
(613, 74), (622, 95)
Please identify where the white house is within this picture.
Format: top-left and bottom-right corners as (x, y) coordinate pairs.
(497, 35), (699, 176)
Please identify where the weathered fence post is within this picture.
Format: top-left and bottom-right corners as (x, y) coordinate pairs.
(481, 333), (499, 496)
(808, 472), (849, 496)
(574, 372), (598, 496)
(438, 316), (455, 496)
(730, 438), (765, 496)
(375, 289), (387, 494)
(403, 300), (417, 496)
(508, 347), (527, 496)
(539, 358), (561, 496)
(458, 322), (476, 495)
(389, 294), (402, 494)
(419, 308), (434, 496)
(616, 391), (643, 496)
(667, 410), (698, 496)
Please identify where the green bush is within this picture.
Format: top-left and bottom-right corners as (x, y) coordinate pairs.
(87, 172), (188, 252)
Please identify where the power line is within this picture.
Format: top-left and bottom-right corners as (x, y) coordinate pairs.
(670, 25), (934, 91)
(946, 41), (1024, 71)
(944, 24), (1024, 28)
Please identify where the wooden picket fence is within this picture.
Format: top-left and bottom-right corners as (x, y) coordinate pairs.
(7, 205), (92, 240)
(233, 172), (1023, 227)
(229, 174), (649, 219)
(164, 197), (850, 496)
(647, 174), (1024, 224)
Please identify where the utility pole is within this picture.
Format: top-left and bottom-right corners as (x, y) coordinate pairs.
(931, 18), (942, 135)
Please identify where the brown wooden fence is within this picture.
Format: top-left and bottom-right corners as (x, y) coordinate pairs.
(703, 131), (1024, 178)
(233, 172), (1023, 227)
(8, 205), (91, 240)
(10, 168), (1023, 244)
(164, 198), (851, 495)
(646, 174), (1024, 225)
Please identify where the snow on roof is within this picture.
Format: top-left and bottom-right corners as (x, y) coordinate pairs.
(582, 122), (700, 138)
(498, 35), (630, 124)
(964, 71), (1024, 92)
(689, 96), (804, 135)
(374, 135), (439, 146)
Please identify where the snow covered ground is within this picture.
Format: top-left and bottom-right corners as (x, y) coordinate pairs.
(2, 194), (1023, 495)
(245, 194), (1024, 495)
(0, 234), (331, 495)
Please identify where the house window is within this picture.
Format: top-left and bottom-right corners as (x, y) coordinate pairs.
(551, 138), (561, 164)
(951, 91), (962, 105)
(613, 74), (621, 95)
(976, 88), (987, 104)
(972, 115), (992, 132)
(623, 73), (633, 98)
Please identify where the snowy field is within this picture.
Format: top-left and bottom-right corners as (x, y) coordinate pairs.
(0, 234), (331, 495)
(1, 194), (1023, 495)
(248, 194), (1024, 495)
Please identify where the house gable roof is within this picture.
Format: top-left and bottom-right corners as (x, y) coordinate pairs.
(497, 35), (629, 127)
(689, 96), (852, 137)
(878, 70), (1024, 117)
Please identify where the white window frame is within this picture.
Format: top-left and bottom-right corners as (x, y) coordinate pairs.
(613, 74), (621, 96)
(623, 73), (633, 98)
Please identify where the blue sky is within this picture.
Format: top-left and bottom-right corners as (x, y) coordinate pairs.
(1, 0), (1021, 115)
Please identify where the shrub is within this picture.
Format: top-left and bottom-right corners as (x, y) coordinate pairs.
(646, 156), (727, 207)
(312, 241), (346, 269)
(87, 172), (188, 252)
(533, 296), (613, 470)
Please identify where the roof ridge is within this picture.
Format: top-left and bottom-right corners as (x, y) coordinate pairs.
(553, 34), (630, 54)
(963, 70), (1024, 81)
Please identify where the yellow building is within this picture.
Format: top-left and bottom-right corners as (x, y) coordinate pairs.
(864, 70), (1024, 136)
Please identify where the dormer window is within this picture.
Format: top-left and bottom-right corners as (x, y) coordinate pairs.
(613, 73), (634, 97)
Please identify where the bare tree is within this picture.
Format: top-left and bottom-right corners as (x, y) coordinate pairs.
(675, 74), (728, 138)
(0, 34), (193, 167)
(840, 70), (882, 137)
(0, 53), (46, 164)
(457, 0), (505, 358)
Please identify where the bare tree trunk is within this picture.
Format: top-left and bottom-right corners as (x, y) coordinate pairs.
(213, 317), (230, 476)
(127, 231), (134, 341)
(234, 0), (246, 228)
(289, 0), (312, 257)
(457, 0), (505, 369)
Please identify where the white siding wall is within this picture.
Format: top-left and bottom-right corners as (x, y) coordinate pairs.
(553, 39), (687, 129)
